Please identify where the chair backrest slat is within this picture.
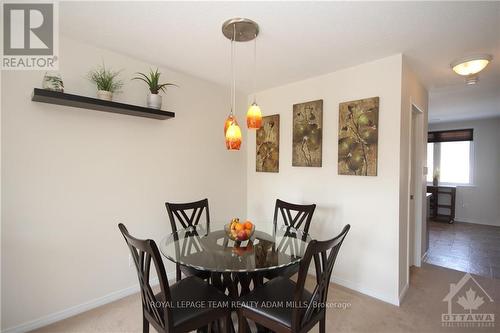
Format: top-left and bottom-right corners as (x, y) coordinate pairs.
(165, 198), (210, 233)
(273, 199), (316, 235)
(292, 224), (350, 331)
(118, 223), (172, 331)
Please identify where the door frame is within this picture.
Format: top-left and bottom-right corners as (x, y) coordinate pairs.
(408, 103), (425, 268)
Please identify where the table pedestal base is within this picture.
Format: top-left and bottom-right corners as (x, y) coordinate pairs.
(208, 272), (269, 333)
(210, 271), (264, 299)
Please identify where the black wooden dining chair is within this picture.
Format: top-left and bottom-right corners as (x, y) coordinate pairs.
(238, 224), (350, 333)
(266, 199), (316, 280)
(118, 223), (231, 333)
(165, 199), (211, 281)
(273, 199), (316, 235)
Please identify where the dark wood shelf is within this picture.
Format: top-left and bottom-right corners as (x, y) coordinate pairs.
(32, 88), (175, 120)
(427, 185), (456, 223)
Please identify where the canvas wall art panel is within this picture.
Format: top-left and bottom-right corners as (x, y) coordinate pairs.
(338, 97), (379, 176)
(256, 114), (280, 172)
(292, 100), (323, 167)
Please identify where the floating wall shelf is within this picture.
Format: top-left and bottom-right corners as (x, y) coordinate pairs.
(31, 88), (175, 120)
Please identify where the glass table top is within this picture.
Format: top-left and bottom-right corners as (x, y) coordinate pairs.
(159, 222), (310, 273)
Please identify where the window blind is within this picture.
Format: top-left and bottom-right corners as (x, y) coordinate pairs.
(428, 128), (473, 143)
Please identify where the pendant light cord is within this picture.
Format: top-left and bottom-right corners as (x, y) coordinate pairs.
(229, 26), (234, 115)
(253, 33), (257, 103)
(231, 25), (236, 116)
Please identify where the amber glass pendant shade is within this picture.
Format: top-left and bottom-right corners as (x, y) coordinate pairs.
(246, 102), (262, 129)
(225, 119), (242, 150)
(224, 114), (235, 135)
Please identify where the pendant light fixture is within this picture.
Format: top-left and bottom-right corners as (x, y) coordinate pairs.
(224, 23), (241, 150)
(222, 18), (260, 150)
(247, 34), (262, 129)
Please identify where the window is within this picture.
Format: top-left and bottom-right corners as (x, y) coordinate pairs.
(426, 142), (434, 182)
(427, 129), (473, 185)
(439, 141), (471, 184)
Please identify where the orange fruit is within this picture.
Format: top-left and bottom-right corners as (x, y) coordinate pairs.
(234, 223), (243, 231)
(244, 221), (253, 230)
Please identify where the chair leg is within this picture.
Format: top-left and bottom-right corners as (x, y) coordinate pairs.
(142, 315), (149, 333)
(238, 310), (247, 333)
(319, 317), (325, 333)
(224, 313), (232, 333)
(176, 264), (181, 282)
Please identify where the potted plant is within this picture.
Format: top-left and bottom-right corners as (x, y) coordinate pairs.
(132, 68), (177, 109)
(42, 72), (64, 92)
(88, 64), (123, 101)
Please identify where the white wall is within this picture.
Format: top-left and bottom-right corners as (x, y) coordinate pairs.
(246, 55), (406, 305)
(429, 117), (500, 226)
(1, 36), (247, 331)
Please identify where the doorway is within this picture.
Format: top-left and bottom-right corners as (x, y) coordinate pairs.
(408, 104), (426, 269)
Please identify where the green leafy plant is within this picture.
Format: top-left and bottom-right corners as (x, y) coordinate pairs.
(132, 68), (178, 94)
(88, 64), (123, 93)
(45, 75), (64, 87)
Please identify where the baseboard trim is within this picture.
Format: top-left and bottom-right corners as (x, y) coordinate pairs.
(2, 274), (171, 333)
(330, 275), (399, 306)
(398, 282), (409, 304)
(421, 250), (428, 262)
(454, 217), (500, 227)
(305, 266), (399, 306)
(454, 217), (478, 224)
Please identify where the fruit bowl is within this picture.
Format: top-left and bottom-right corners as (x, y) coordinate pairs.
(231, 243), (254, 256)
(225, 219), (255, 242)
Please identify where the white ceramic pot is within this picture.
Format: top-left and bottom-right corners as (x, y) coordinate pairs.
(97, 90), (113, 101)
(147, 93), (162, 109)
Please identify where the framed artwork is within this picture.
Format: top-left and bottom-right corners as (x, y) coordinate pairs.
(338, 97), (379, 176)
(292, 100), (323, 167)
(256, 114), (280, 172)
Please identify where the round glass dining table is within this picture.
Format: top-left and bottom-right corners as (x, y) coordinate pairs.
(159, 222), (310, 299)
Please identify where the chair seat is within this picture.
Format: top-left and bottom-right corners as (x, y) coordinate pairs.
(239, 276), (312, 328)
(155, 277), (230, 329)
(264, 262), (300, 280)
(180, 265), (211, 280)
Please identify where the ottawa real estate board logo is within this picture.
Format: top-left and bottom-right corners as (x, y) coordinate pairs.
(442, 273), (495, 328)
(2, 1), (59, 70)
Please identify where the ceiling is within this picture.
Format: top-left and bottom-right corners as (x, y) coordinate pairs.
(60, 1), (500, 122)
(429, 81), (500, 123)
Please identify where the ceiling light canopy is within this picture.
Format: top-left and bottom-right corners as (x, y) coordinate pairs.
(451, 55), (492, 76)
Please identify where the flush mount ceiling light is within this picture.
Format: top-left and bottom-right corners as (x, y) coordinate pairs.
(450, 54), (493, 85)
(222, 18), (261, 150)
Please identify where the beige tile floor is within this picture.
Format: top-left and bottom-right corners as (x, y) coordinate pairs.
(425, 221), (500, 279)
(32, 263), (500, 333)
